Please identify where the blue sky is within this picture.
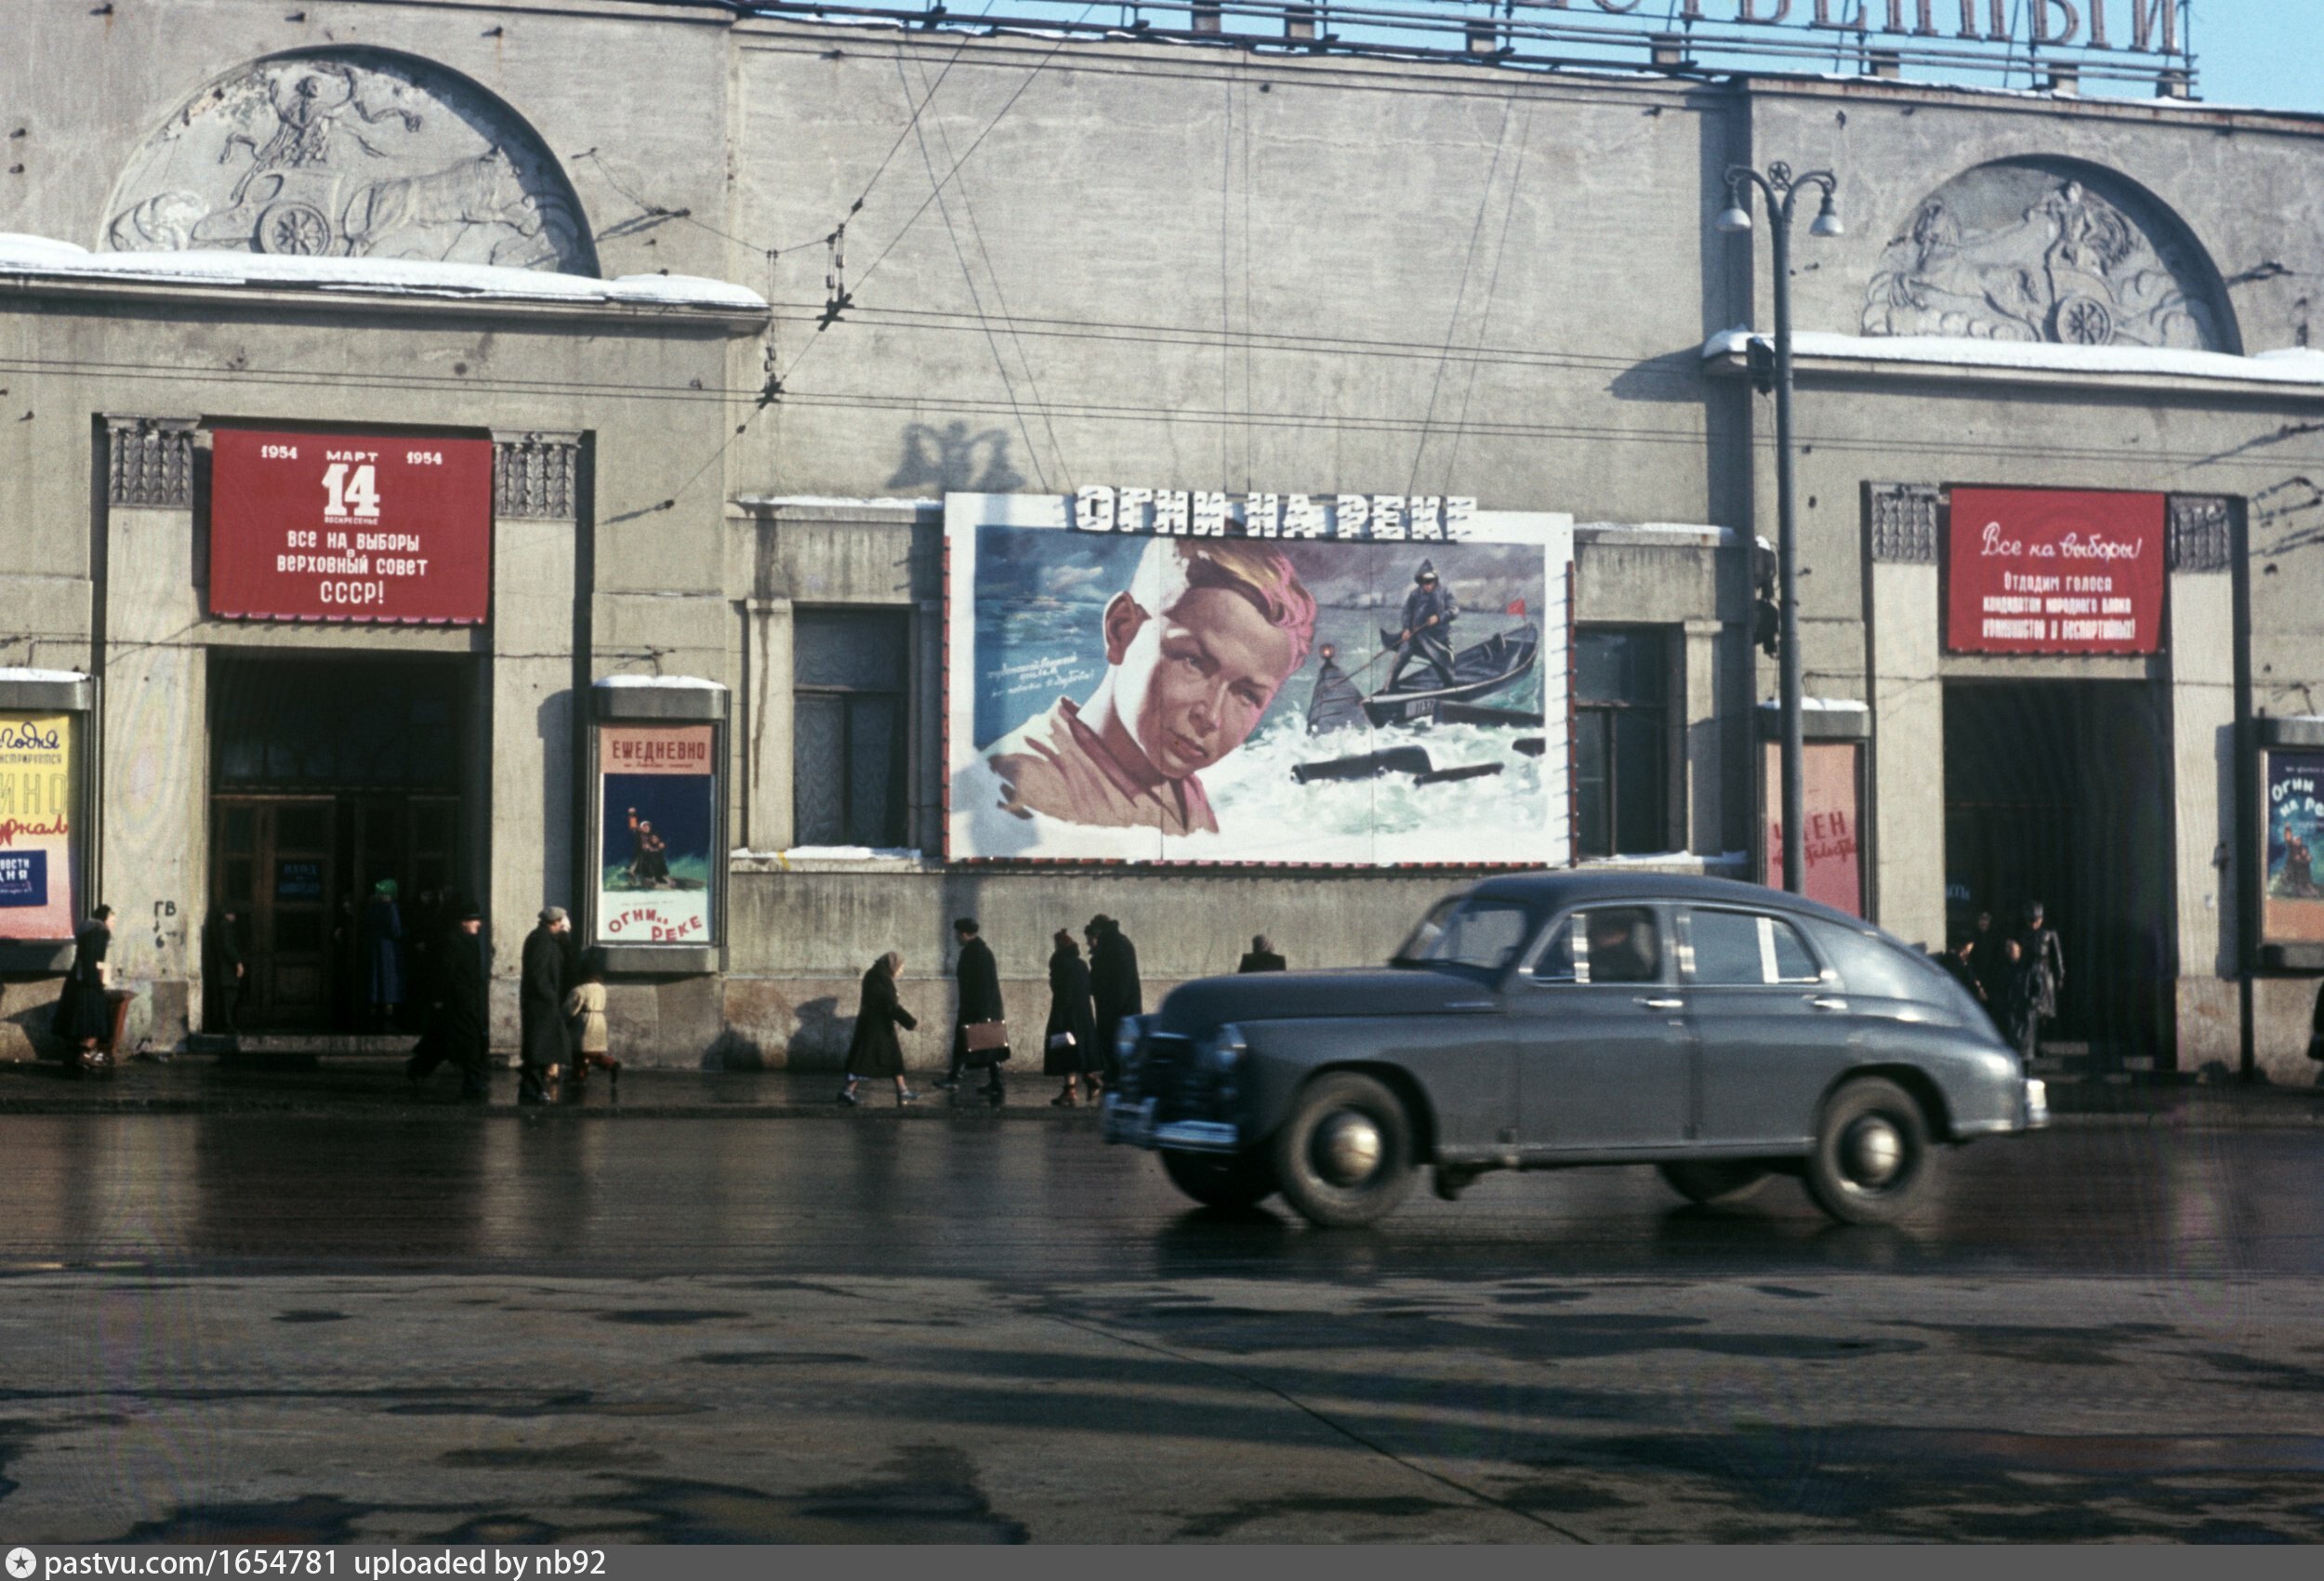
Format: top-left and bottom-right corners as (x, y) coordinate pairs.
(2195, 4), (2315, 113)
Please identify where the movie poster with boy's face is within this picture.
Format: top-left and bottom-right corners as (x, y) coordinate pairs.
(945, 493), (1573, 865)
(2264, 749), (2324, 945)
(596, 725), (717, 945)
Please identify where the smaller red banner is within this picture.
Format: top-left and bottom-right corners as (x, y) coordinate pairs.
(209, 428), (493, 624)
(1946, 487), (2165, 656)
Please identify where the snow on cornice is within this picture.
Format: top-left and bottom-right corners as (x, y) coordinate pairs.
(1704, 327), (2324, 388)
(0, 234), (767, 313)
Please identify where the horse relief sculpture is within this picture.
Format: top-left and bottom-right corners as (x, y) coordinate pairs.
(103, 52), (594, 275)
(1862, 162), (2230, 351)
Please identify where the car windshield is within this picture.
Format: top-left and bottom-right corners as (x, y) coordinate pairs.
(1393, 898), (1534, 976)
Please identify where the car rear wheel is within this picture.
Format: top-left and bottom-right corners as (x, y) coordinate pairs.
(1272, 1073), (1416, 1228)
(1657, 1160), (1773, 1206)
(1804, 1077), (1932, 1225)
(1159, 1147), (1278, 1209)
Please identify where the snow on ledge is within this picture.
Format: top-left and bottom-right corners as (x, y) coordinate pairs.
(1756, 697), (1868, 712)
(0, 234), (767, 313)
(0, 667), (91, 684)
(1704, 327), (2324, 389)
(595, 674), (727, 691)
(731, 847), (937, 875)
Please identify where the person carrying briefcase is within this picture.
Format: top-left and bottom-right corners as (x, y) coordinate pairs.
(942, 917), (1010, 1108)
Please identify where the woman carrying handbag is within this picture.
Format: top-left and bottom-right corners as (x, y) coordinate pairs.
(1045, 929), (1099, 1107)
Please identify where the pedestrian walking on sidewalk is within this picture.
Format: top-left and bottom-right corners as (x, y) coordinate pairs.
(564, 952), (619, 1093)
(939, 918), (1010, 1107)
(52, 904), (115, 1068)
(408, 902), (489, 1100)
(2005, 900), (2066, 1068)
(840, 952), (919, 1107)
(520, 906), (573, 1105)
(1087, 914), (1143, 1090)
(1238, 934), (1286, 973)
(1967, 909), (2012, 1011)
(1045, 929), (1099, 1107)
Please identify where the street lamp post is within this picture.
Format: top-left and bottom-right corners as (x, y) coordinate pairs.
(1716, 161), (1842, 896)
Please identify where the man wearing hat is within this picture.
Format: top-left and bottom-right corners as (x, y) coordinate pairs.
(1384, 560), (1459, 692)
(1086, 914), (1143, 1090)
(409, 900), (490, 1101)
(520, 906), (574, 1105)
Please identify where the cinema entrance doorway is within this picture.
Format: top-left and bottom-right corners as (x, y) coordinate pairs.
(1942, 679), (2176, 1069)
(206, 653), (472, 1033)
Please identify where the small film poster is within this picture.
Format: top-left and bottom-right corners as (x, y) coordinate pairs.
(2264, 749), (2324, 945)
(597, 724), (716, 946)
(0, 712), (75, 941)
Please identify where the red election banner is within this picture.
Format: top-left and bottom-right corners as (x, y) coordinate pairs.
(1946, 487), (2165, 656)
(209, 429), (493, 624)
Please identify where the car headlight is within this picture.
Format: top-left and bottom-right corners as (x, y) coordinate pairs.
(1116, 1014), (1150, 1066)
(1197, 1023), (1248, 1073)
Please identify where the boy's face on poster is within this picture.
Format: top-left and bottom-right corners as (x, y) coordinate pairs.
(1103, 585), (1299, 780)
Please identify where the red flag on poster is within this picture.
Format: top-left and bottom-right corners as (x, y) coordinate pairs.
(1505, 599), (1526, 616)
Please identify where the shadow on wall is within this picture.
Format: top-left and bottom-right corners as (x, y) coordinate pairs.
(0, 978), (65, 1061)
(887, 422), (1025, 494)
(709, 985), (849, 1071)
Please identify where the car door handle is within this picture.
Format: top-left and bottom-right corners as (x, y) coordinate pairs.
(1807, 995), (1849, 1012)
(1634, 995), (1684, 1011)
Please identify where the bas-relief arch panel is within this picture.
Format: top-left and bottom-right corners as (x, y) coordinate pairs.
(1862, 158), (2237, 353)
(102, 49), (596, 275)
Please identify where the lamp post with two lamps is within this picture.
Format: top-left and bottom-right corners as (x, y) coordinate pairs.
(1715, 161), (1843, 897)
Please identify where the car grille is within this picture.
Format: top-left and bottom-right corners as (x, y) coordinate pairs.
(1123, 1033), (1220, 1120)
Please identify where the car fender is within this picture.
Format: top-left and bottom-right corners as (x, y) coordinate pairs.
(1234, 1020), (1450, 1162)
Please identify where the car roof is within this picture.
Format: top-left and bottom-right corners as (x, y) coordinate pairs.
(1460, 870), (1879, 933)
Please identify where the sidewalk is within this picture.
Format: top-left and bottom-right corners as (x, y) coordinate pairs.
(2, 1052), (2319, 1126)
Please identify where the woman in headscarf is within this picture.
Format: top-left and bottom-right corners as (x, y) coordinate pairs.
(52, 905), (116, 1068)
(840, 952), (918, 1107)
(1045, 928), (1099, 1107)
(360, 878), (404, 1034)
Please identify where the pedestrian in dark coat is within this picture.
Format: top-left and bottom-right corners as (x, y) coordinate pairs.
(1966, 909), (2012, 1012)
(519, 906), (573, 1105)
(360, 880), (405, 1033)
(202, 907), (247, 1036)
(1087, 914), (1143, 1088)
(1237, 934), (1287, 973)
(840, 952), (919, 1107)
(1045, 929), (1099, 1106)
(409, 904), (490, 1100)
(940, 917), (1009, 1106)
(2005, 900), (2066, 1068)
(52, 905), (116, 1062)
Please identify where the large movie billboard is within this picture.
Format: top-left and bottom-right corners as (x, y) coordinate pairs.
(945, 492), (1572, 865)
(2263, 748), (2324, 947)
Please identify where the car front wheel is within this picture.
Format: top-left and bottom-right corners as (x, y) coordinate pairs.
(1160, 1146), (1278, 1209)
(1272, 1073), (1417, 1228)
(1657, 1160), (1773, 1206)
(1804, 1077), (1933, 1225)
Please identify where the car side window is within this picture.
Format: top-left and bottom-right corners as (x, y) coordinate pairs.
(1529, 917), (1578, 982)
(1687, 909), (1765, 985)
(1579, 906), (1661, 984)
(1767, 918), (1822, 983)
(1802, 917), (1940, 1002)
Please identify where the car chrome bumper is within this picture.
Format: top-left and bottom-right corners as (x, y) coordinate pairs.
(1101, 1095), (1241, 1153)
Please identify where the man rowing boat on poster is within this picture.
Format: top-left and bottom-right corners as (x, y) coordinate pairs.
(1382, 560), (1459, 693)
(626, 808), (670, 888)
(980, 537), (1316, 836)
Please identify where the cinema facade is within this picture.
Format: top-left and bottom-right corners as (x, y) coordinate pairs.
(2, 0), (2321, 1078)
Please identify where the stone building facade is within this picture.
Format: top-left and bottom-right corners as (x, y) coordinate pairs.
(3, 0), (2320, 1077)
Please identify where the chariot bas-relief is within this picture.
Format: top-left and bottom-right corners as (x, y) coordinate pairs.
(1862, 162), (2232, 352)
(103, 53), (594, 274)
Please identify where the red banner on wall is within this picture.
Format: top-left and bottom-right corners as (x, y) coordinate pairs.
(1762, 740), (1864, 919)
(210, 429), (493, 624)
(1946, 487), (2165, 655)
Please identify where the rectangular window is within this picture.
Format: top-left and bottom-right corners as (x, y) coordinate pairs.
(792, 609), (910, 849)
(1574, 627), (1670, 858)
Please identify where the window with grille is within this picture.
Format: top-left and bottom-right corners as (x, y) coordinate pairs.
(792, 609), (910, 849)
(1574, 626), (1670, 859)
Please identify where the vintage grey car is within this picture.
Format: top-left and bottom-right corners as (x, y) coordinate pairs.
(1103, 873), (2046, 1228)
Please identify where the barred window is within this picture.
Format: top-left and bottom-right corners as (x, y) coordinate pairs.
(792, 610), (909, 848)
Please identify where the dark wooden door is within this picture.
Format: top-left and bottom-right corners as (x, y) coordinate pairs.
(212, 796), (337, 1029)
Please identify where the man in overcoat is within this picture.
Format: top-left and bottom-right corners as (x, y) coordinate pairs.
(519, 906), (573, 1105)
(1087, 914), (1144, 1087)
(939, 917), (1008, 1105)
(408, 902), (490, 1100)
(1237, 933), (1287, 973)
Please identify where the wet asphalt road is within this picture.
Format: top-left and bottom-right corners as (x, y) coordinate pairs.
(4, 1113), (2324, 1541)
